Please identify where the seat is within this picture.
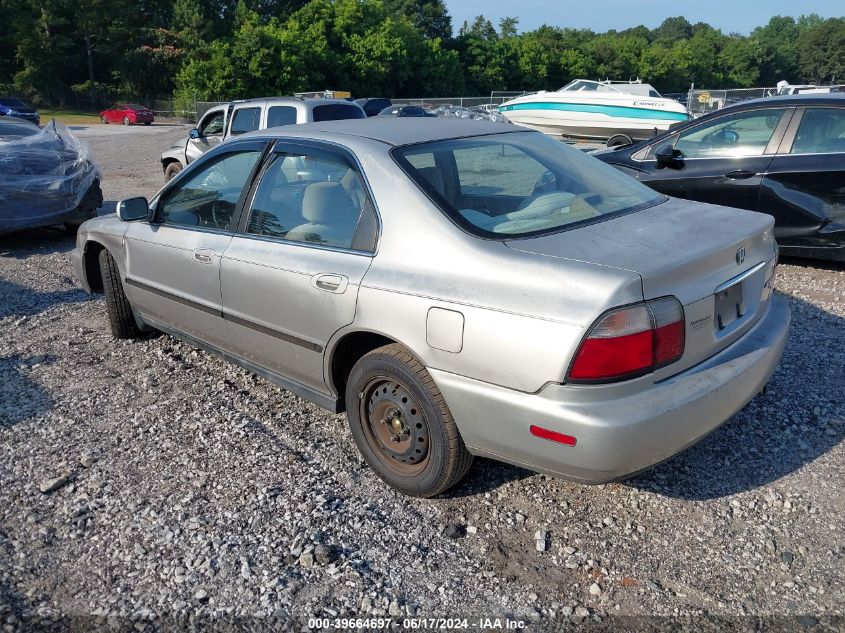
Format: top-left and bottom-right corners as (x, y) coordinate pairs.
(285, 182), (360, 247)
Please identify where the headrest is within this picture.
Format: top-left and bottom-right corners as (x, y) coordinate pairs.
(416, 166), (444, 194)
(302, 182), (354, 223)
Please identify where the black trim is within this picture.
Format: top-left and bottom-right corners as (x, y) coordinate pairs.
(126, 276), (323, 352)
(126, 277), (220, 316)
(142, 316), (340, 412)
(223, 312), (323, 353)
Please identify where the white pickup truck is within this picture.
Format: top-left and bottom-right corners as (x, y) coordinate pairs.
(159, 97), (366, 181)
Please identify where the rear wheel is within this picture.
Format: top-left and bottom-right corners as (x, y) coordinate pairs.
(345, 344), (472, 497)
(101, 116), (108, 124)
(606, 133), (633, 148)
(123, 116), (130, 126)
(164, 162), (183, 182)
(98, 249), (142, 339)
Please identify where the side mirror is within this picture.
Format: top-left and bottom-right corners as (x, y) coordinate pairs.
(655, 145), (684, 169)
(116, 197), (149, 222)
(189, 128), (201, 139)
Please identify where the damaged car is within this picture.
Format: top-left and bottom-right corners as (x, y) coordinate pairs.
(0, 120), (102, 234)
(593, 94), (845, 262)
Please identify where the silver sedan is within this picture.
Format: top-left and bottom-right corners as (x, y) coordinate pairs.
(72, 119), (790, 497)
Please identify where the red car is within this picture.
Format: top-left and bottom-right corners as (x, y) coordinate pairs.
(99, 104), (155, 126)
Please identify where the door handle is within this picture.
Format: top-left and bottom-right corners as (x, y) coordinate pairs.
(193, 248), (215, 264)
(724, 170), (756, 180)
(311, 273), (348, 293)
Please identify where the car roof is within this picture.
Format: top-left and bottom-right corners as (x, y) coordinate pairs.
(241, 118), (525, 146)
(720, 92), (845, 109)
(231, 97), (356, 107)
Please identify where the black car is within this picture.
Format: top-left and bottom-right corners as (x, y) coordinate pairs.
(0, 96), (41, 125)
(593, 94), (845, 262)
(354, 97), (392, 117)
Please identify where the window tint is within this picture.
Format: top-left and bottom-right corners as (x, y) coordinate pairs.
(395, 132), (663, 238)
(675, 108), (786, 158)
(791, 108), (845, 154)
(247, 151), (368, 249)
(267, 105), (297, 128)
(312, 104), (366, 122)
(199, 111), (225, 136)
(157, 151), (260, 229)
(230, 107), (260, 135)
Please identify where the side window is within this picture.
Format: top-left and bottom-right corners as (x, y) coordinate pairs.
(157, 150), (261, 229)
(229, 107), (260, 136)
(246, 151), (371, 250)
(675, 108), (787, 158)
(790, 108), (845, 154)
(199, 111), (225, 136)
(267, 106), (298, 128)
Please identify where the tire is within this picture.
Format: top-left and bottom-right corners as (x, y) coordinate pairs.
(345, 344), (473, 497)
(164, 161), (183, 182)
(143, 121), (151, 126)
(606, 133), (633, 148)
(98, 249), (142, 339)
(123, 116), (130, 126)
(101, 116), (108, 124)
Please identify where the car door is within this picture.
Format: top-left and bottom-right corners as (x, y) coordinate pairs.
(759, 105), (845, 242)
(220, 141), (378, 394)
(635, 106), (793, 211)
(227, 103), (262, 137)
(123, 140), (267, 350)
(186, 107), (227, 164)
(106, 106), (119, 123)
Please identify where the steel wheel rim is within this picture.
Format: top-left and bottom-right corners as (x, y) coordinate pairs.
(360, 376), (430, 476)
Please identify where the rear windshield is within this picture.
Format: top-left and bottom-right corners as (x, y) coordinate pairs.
(126, 103), (147, 110)
(393, 131), (665, 239)
(312, 104), (366, 122)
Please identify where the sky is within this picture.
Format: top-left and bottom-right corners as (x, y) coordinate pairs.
(444, 0), (843, 35)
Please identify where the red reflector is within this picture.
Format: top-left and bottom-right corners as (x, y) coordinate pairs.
(654, 320), (685, 367)
(568, 329), (653, 381)
(530, 425), (577, 446)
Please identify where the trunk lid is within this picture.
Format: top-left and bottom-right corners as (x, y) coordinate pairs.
(505, 198), (778, 375)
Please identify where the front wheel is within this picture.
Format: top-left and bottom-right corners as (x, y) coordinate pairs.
(123, 116), (130, 126)
(143, 121), (151, 126)
(98, 249), (142, 339)
(345, 344), (472, 497)
(101, 116), (108, 124)
(164, 161), (183, 182)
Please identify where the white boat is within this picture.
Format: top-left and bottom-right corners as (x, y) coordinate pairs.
(499, 79), (691, 143)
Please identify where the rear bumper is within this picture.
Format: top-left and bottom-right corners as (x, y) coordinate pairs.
(431, 296), (790, 483)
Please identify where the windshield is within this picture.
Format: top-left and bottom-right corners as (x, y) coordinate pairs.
(394, 132), (665, 239)
(558, 80), (620, 93)
(0, 120), (40, 138)
(312, 104), (366, 122)
(126, 103), (147, 110)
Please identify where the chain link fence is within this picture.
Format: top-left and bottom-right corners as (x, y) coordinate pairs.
(688, 85), (845, 116)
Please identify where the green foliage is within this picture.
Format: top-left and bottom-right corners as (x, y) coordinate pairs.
(2, 0), (843, 105)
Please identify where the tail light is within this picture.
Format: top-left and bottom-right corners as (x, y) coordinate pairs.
(567, 297), (685, 383)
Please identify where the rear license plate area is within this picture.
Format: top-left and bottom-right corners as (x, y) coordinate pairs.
(714, 280), (745, 330)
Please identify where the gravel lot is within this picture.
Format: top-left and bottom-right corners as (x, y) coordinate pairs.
(0, 125), (843, 631)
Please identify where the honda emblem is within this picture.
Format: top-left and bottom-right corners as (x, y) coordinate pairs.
(736, 247), (746, 265)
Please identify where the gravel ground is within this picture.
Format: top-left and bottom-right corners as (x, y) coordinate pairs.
(0, 127), (843, 631)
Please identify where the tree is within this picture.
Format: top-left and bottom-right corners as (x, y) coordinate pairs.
(383, 0), (451, 41)
(798, 18), (845, 83)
